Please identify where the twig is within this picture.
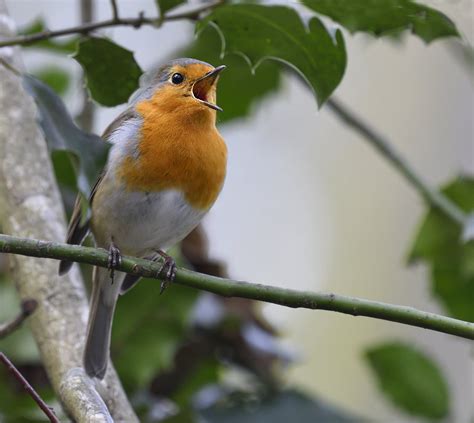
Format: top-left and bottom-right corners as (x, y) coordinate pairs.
(0, 352), (60, 423)
(0, 0), (222, 48)
(109, 0), (119, 20)
(0, 234), (472, 340)
(0, 299), (37, 339)
(327, 98), (467, 226)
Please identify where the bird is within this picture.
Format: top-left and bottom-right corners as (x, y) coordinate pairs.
(58, 58), (227, 380)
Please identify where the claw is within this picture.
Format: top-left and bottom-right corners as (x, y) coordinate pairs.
(107, 241), (122, 284)
(155, 251), (176, 295)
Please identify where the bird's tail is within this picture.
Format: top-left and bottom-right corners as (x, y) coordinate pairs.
(83, 267), (123, 379)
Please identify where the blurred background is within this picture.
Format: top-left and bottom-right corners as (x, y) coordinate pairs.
(1, 0), (473, 421)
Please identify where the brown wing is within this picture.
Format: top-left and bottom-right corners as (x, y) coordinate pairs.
(58, 107), (138, 275)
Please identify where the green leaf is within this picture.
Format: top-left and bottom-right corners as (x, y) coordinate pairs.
(112, 277), (199, 389)
(73, 37), (143, 107)
(303, 0), (459, 43)
(33, 67), (70, 96)
(365, 342), (449, 419)
(408, 176), (474, 321)
(156, 0), (185, 15)
(180, 25), (282, 123)
(19, 18), (79, 53)
(198, 4), (347, 106)
(199, 389), (357, 422)
(23, 75), (109, 199)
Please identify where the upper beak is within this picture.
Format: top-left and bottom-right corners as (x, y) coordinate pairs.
(192, 65), (226, 112)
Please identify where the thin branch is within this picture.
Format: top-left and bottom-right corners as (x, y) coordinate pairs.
(327, 98), (467, 226)
(109, 0), (119, 20)
(0, 352), (60, 423)
(0, 299), (37, 339)
(0, 1), (222, 48)
(0, 234), (472, 340)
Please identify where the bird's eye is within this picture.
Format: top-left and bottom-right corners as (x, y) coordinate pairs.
(171, 73), (184, 85)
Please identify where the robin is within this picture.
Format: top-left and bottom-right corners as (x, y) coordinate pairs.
(58, 58), (227, 379)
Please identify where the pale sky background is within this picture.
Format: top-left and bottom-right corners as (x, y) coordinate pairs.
(6, 0), (474, 421)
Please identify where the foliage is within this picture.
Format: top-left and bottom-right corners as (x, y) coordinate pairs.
(409, 177), (474, 322)
(303, 0), (459, 43)
(156, 0), (186, 16)
(365, 342), (449, 419)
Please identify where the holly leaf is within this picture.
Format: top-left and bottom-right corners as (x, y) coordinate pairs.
(179, 25), (282, 123)
(366, 342), (449, 419)
(156, 0), (186, 15)
(23, 75), (109, 199)
(198, 4), (347, 107)
(303, 0), (459, 43)
(73, 37), (143, 107)
(408, 176), (474, 321)
(19, 18), (79, 53)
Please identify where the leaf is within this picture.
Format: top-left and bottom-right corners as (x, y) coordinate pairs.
(156, 0), (185, 15)
(112, 275), (199, 389)
(33, 67), (70, 96)
(180, 25), (282, 123)
(408, 176), (474, 321)
(198, 4), (347, 106)
(199, 389), (357, 422)
(303, 0), (459, 43)
(19, 18), (79, 53)
(23, 75), (109, 198)
(73, 37), (143, 107)
(365, 342), (449, 419)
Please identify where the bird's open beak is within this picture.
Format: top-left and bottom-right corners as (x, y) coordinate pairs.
(192, 65), (226, 112)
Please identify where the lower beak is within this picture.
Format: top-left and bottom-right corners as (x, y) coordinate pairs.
(192, 65), (226, 112)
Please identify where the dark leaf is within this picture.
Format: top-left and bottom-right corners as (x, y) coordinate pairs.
(156, 0), (186, 15)
(199, 389), (357, 422)
(33, 67), (70, 96)
(303, 0), (459, 43)
(198, 4), (347, 106)
(408, 176), (474, 321)
(73, 37), (143, 107)
(365, 342), (449, 419)
(180, 26), (281, 123)
(23, 75), (109, 198)
(19, 18), (79, 53)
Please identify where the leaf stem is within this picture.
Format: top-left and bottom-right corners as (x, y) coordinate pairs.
(0, 0), (223, 48)
(0, 234), (472, 340)
(0, 352), (60, 423)
(327, 98), (467, 226)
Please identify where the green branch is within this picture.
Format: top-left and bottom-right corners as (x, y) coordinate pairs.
(0, 234), (472, 340)
(327, 98), (467, 226)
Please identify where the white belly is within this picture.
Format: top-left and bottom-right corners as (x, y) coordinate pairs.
(91, 187), (206, 256)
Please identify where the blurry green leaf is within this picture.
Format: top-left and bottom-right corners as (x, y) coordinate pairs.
(112, 278), (199, 389)
(33, 67), (70, 96)
(198, 4), (346, 106)
(19, 18), (79, 53)
(366, 342), (449, 419)
(180, 26), (281, 123)
(199, 389), (357, 422)
(73, 37), (143, 107)
(303, 0), (459, 43)
(23, 75), (109, 198)
(157, 0), (185, 15)
(408, 176), (474, 321)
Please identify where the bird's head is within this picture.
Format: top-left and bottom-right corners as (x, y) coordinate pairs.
(140, 58), (226, 120)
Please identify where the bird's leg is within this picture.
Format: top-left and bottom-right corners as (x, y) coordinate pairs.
(107, 238), (122, 284)
(154, 250), (177, 294)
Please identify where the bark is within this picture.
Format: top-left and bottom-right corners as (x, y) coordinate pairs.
(0, 3), (137, 421)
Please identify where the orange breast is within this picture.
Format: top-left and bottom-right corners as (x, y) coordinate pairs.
(117, 87), (227, 211)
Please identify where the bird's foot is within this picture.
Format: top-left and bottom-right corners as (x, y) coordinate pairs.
(154, 250), (177, 294)
(107, 241), (122, 284)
